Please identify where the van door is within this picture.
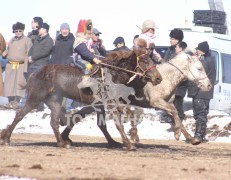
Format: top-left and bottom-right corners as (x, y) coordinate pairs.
(210, 51), (231, 112)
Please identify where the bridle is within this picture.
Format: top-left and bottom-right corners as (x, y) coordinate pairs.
(134, 53), (156, 78)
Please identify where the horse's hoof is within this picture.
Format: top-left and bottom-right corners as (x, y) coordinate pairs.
(174, 128), (181, 140)
(108, 141), (123, 149)
(191, 137), (202, 145)
(57, 141), (72, 148)
(128, 145), (136, 151)
(0, 139), (10, 146)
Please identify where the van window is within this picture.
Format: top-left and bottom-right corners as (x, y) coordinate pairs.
(221, 53), (231, 84)
(210, 50), (219, 84)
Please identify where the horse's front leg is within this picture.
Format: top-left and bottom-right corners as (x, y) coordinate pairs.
(124, 107), (140, 144)
(150, 100), (193, 141)
(112, 111), (136, 151)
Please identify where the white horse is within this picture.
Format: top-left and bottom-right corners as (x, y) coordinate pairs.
(127, 52), (212, 146)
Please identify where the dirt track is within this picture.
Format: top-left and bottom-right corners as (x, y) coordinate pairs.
(0, 134), (230, 180)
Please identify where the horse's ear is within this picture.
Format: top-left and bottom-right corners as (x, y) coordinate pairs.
(188, 54), (199, 63)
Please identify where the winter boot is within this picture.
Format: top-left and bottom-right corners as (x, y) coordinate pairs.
(191, 121), (207, 145)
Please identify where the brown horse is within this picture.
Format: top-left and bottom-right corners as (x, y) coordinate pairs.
(0, 48), (162, 149)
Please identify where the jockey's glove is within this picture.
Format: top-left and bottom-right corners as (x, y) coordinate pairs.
(93, 58), (102, 64)
(86, 63), (93, 71)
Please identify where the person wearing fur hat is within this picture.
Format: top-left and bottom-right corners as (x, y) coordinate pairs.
(73, 19), (102, 88)
(2, 22), (32, 109)
(27, 22), (53, 111)
(163, 28), (184, 62)
(188, 41), (216, 145)
(138, 19), (162, 63)
(27, 16), (43, 44)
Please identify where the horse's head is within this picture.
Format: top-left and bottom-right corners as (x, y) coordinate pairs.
(133, 48), (162, 85)
(187, 55), (212, 91)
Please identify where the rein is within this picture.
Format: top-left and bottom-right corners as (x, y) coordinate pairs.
(167, 61), (185, 77)
(99, 53), (153, 79)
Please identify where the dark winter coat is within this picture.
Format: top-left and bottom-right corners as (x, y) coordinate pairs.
(187, 53), (216, 99)
(175, 80), (188, 97)
(27, 30), (39, 44)
(28, 33), (53, 69)
(50, 33), (75, 64)
(163, 45), (176, 63)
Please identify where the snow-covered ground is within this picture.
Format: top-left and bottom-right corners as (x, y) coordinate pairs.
(0, 106), (230, 143)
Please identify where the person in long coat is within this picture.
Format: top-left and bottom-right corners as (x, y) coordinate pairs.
(2, 22), (32, 109)
(27, 22), (53, 111)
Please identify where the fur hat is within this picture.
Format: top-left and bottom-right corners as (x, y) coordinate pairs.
(196, 41), (209, 54)
(60, 23), (70, 30)
(113, 36), (125, 45)
(33, 17), (43, 29)
(40, 23), (50, 31)
(12, 22), (25, 33)
(77, 19), (93, 35)
(169, 28), (184, 41)
(142, 20), (157, 33)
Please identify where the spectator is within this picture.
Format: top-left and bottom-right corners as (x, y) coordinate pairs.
(112, 36), (130, 51)
(0, 32), (7, 71)
(162, 29), (187, 122)
(28, 22), (53, 111)
(91, 28), (107, 57)
(173, 41), (188, 121)
(27, 17), (43, 44)
(49, 22), (76, 114)
(50, 23), (75, 64)
(163, 28), (184, 62)
(2, 22), (32, 109)
(188, 41), (216, 144)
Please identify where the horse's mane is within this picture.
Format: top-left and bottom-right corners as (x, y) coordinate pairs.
(100, 48), (147, 66)
(101, 50), (134, 65)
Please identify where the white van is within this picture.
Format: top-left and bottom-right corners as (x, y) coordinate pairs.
(155, 27), (231, 112)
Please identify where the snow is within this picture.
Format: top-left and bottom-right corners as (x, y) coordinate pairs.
(0, 107), (230, 143)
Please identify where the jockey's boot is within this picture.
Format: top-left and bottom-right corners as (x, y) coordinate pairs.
(78, 75), (94, 89)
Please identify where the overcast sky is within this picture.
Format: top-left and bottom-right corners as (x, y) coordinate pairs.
(1, 0), (231, 49)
